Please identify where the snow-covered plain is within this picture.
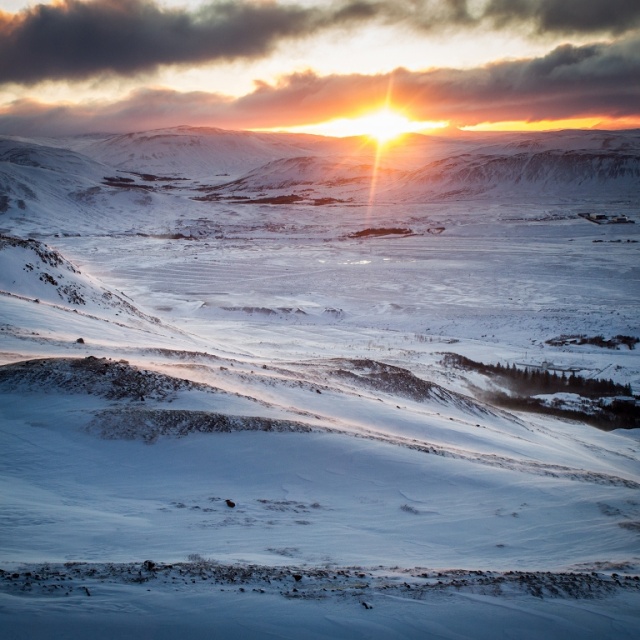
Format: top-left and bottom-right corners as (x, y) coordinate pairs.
(1, 127), (639, 638)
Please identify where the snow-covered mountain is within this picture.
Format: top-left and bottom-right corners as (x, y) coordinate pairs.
(2, 127), (639, 231)
(0, 137), (106, 228)
(72, 126), (344, 181)
(0, 136), (169, 235)
(393, 148), (640, 201)
(201, 147), (640, 202)
(202, 155), (405, 200)
(168, 131), (637, 203)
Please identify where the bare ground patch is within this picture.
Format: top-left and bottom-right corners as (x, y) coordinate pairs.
(87, 408), (317, 443)
(1, 560), (638, 603)
(0, 356), (211, 401)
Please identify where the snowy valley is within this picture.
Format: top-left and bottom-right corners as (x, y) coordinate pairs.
(1, 126), (639, 638)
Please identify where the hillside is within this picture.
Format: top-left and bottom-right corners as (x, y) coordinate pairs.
(395, 148), (640, 201)
(73, 126), (343, 181)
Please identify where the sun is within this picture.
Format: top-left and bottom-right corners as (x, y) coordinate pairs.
(309, 109), (435, 143)
(260, 109), (448, 142)
(353, 109), (415, 143)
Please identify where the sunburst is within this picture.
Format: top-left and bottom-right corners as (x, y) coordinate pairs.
(264, 110), (448, 143)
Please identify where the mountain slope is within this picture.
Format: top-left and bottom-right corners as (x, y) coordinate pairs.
(0, 137), (108, 229)
(74, 126), (340, 181)
(200, 155), (405, 200)
(0, 235), (161, 324)
(2, 129), (639, 237)
(0, 137), (173, 234)
(2, 351), (639, 568)
(393, 148), (640, 201)
(168, 128), (640, 202)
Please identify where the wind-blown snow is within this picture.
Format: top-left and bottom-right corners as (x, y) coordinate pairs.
(1, 126), (639, 638)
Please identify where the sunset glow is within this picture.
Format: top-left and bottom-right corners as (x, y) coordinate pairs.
(462, 117), (640, 132)
(262, 110), (449, 142)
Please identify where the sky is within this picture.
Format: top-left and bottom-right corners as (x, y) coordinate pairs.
(0, 0), (639, 137)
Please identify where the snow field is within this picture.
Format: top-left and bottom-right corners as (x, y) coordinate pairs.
(1, 127), (639, 637)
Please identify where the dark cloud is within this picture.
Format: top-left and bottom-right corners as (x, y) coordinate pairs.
(0, 0), (361, 85)
(1, 34), (638, 135)
(1, 1), (640, 86)
(385, 0), (640, 35)
(482, 0), (640, 35)
(327, 0), (640, 35)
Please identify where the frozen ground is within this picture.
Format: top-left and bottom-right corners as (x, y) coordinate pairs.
(1, 128), (639, 637)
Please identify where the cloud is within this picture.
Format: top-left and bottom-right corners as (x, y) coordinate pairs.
(0, 90), (234, 136)
(0, 0), (365, 85)
(1, 1), (639, 86)
(233, 34), (640, 126)
(386, 0), (640, 35)
(481, 0), (640, 36)
(1, 34), (638, 135)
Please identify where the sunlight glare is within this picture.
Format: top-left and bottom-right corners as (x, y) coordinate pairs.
(460, 117), (640, 132)
(355, 110), (416, 143)
(261, 110), (448, 142)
